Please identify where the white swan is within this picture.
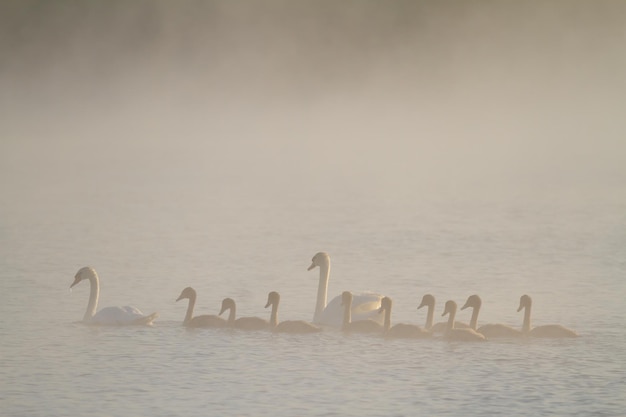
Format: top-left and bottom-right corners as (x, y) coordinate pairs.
(460, 294), (522, 338)
(417, 294), (470, 333)
(518, 294), (577, 338)
(264, 291), (322, 333)
(379, 296), (431, 338)
(307, 252), (384, 327)
(219, 297), (269, 331)
(441, 300), (486, 342)
(341, 291), (383, 333)
(176, 287), (227, 328)
(70, 266), (158, 325)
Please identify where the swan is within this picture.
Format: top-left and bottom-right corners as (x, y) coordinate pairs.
(307, 252), (384, 327)
(264, 291), (322, 333)
(176, 287), (227, 328)
(379, 296), (431, 338)
(341, 291), (383, 333)
(441, 300), (486, 342)
(219, 298), (269, 331)
(518, 294), (577, 338)
(417, 294), (470, 333)
(460, 294), (522, 338)
(70, 266), (158, 325)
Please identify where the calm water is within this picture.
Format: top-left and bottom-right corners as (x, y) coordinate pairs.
(1, 157), (625, 416)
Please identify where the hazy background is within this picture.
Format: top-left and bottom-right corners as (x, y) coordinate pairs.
(2, 0), (625, 204)
(2, 2), (626, 416)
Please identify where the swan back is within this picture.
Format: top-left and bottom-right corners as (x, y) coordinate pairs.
(308, 252), (384, 327)
(341, 291), (382, 333)
(176, 287), (225, 328)
(71, 266), (157, 325)
(380, 297), (431, 338)
(220, 297), (269, 330)
(265, 291), (321, 333)
(442, 300), (486, 342)
(518, 294), (577, 338)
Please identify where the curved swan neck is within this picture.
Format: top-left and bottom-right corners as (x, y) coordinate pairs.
(425, 303), (434, 330)
(383, 305), (391, 331)
(314, 260), (330, 322)
(446, 306), (457, 331)
(270, 301), (278, 328)
(521, 303), (531, 333)
(342, 297), (352, 330)
(227, 303), (236, 323)
(184, 293), (196, 324)
(85, 273), (99, 321)
(469, 304), (480, 330)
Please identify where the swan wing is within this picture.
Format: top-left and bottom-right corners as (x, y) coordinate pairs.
(477, 323), (522, 338)
(234, 317), (269, 331)
(529, 324), (577, 338)
(317, 292), (384, 327)
(91, 306), (155, 326)
(275, 320), (321, 334)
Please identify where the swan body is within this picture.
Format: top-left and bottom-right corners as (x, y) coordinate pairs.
(380, 297), (431, 338)
(176, 287), (226, 328)
(518, 295), (577, 338)
(265, 292), (321, 333)
(461, 294), (522, 338)
(341, 291), (383, 333)
(219, 298), (269, 331)
(442, 300), (486, 342)
(308, 252), (384, 327)
(70, 266), (158, 325)
(417, 294), (470, 333)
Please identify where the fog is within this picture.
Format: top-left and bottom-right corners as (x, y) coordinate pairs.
(2, 0), (625, 207)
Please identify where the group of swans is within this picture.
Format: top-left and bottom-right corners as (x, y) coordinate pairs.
(70, 252), (577, 339)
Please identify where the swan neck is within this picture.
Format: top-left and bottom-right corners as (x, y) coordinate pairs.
(469, 305), (480, 330)
(227, 304), (236, 323)
(184, 293), (196, 324)
(314, 262), (330, 322)
(342, 297), (351, 331)
(522, 304), (531, 333)
(270, 301), (278, 328)
(85, 274), (99, 321)
(446, 307), (456, 331)
(425, 303), (434, 330)
(383, 306), (391, 331)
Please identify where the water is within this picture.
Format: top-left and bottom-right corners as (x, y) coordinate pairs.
(3, 2), (626, 415)
(2, 165), (625, 416)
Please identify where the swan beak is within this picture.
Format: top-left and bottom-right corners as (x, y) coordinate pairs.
(70, 276), (81, 288)
(417, 301), (425, 310)
(377, 306), (384, 314)
(218, 305), (227, 316)
(517, 303), (523, 312)
(460, 301), (470, 311)
(307, 262), (316, 271)
(264, 301), (271, 308)
(175, 294), (184, 302)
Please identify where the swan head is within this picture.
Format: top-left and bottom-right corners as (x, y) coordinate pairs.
(417, 294), (434, 310)
(71, 266), (96, 288)
(176, 287), (196, 302)
(340, 291), (352, 306)
(219, 298), (235, 316)
(307, 252), (330, 271)
(518, 294), (532, 312)
(378, 296), (392, 313)
(461, 294), (481, 311)
(265, 291), (280, 308)
(442, 300), (457, 317)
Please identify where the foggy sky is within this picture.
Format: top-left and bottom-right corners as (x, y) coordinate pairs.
(2, 0), (625, 204)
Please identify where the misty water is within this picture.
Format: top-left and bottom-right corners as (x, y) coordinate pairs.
(2, 2), (626, 416)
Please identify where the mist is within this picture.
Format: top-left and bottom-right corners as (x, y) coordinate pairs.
(2, 0), (625, 209)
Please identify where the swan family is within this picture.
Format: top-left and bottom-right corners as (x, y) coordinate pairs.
(69, 253), (578, 339)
